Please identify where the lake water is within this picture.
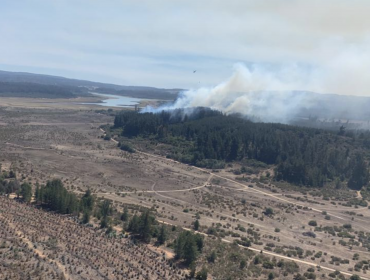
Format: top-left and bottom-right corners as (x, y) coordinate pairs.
(84, 92), (145, 108)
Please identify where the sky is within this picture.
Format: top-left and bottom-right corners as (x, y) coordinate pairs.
(1, 0), (370, 93)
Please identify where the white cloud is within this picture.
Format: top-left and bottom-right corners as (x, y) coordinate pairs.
(1, 0), (370, 93)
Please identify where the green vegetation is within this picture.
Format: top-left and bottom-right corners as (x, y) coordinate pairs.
(196, 266), (208, 280)
(37, 179), (80, 214)
(264, 207), (274, 216)
(194, 219), (200, 230)
(99, 200), (112, 229)
(0, 169), (98, 221)
(157, 223), (167, 245)
(174, 230), (204, 265)
(121, 206), (129, 221)
(80, 189), (94, 223)
(308, 220), (317, 227)
(127, 209), (155, 243)
(0, 82), (87, 98)
(112, 108), (370, 188)
(0, 168), (18, 194)
(20, 182), (32, 203)
(118, 142), (135, 153)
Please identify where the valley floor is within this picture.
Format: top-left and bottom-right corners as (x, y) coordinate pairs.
(0, 101), (369, 279)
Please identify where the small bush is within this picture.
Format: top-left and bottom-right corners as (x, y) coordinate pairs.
(308, 220), (317, 227)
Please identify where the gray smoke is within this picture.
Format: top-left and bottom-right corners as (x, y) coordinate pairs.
(143, 62), (370, 124)
(142, 63), (315, 123)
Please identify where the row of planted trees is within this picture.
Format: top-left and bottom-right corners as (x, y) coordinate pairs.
(123, 208), (205, 271)
(0, 176), (94, 220)
(100, 198), (205, 270)
(4, 176), (206, 274)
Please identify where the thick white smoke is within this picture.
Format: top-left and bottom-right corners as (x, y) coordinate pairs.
(143, 44), (370, 123)
(143, 63), (319, 122)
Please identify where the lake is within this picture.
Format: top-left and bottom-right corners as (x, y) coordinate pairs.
(84, 92), (145, 108)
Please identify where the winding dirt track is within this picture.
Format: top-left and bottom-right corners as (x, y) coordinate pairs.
(135, 147), (370, 233)
(117, 174), (214, 194)
(133, 150), (370, 279)
(136, 149), (349, 220)
(5, 142), (47, 150)
(99, 130), (370, 279)
(157, 217), (370, 279)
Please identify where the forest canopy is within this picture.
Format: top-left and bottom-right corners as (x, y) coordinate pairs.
(113, 108), (370, 189)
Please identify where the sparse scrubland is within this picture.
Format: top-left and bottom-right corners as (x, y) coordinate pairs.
(0, 103), (369, 279)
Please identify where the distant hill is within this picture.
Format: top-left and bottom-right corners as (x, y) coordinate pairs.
(0, 70), (181, 100)
(285, 91), (370, 127)
(0, 82), (88, 99)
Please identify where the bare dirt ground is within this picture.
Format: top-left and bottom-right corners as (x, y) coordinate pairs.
(0, 196), (184, 280)
(1, 98), (370, 279)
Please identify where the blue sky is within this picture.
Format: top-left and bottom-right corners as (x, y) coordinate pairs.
(1, 0), (370, 93)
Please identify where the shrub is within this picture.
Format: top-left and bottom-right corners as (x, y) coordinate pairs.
(240, 259), (247, 269)
(119, 143), (135, 153)
(207, 251), (216, 263)
(308, 220), (317, 227)
(196, 267), (208, 280)
(263, 261), (275, 269)
(264, 207), (274, 216)
(303, 232), (316, 238)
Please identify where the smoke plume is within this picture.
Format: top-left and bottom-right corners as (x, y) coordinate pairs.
(143, 46), (370, 124)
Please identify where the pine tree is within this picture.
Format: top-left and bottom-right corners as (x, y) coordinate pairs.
(139, 210), (153, 243)
(194, 234), (204, 252)
(35, 184), (40, 204)
(228, 137), (239, 161)
(121, 207), (129, 221)
(99, 200), (112, 229)
(175, 231), (186, 260)
(100, 216), (109, 229)
(82, 210), (90, 224)
(128, 214), (140, 233)
(193, 219), (200, 231)
(20, 182), (32, 203)
(157, 224), (167, 245)
(100, 200), (111, 217)
(207, 251), (216, 263)
(183, 235), (198, 265)
(81, 189), (94, 212)
(348, 154), (369, 190)
(67, 194), (79, 214)
(174, 231), (201, 265)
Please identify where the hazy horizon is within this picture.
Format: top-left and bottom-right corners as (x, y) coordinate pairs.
(2, 0), (370, 96)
